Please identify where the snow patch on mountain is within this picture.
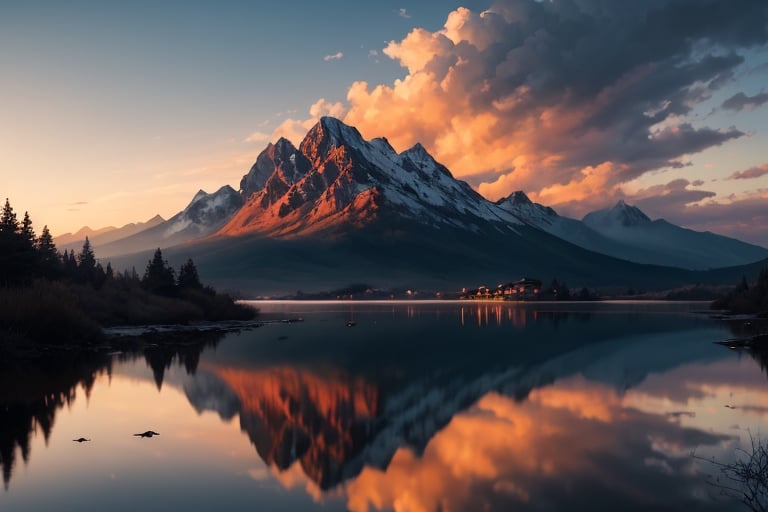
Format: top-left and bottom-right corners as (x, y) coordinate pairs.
(165, 185), (244, 237)
(221, 116), (522, 237)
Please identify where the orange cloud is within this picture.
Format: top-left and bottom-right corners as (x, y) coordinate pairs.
(272, 98), (347, 145)
(344, 379), (726, 512)
(267, 2), (752, 211)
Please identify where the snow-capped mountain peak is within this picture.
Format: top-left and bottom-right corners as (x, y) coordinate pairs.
(218, 117), (522, 237)
(583, 200), (651, 229)
(496, 191), (558, 226)
(164, 185), (244, 237)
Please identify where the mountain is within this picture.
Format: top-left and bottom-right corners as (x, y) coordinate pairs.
(93, 186), (243, 259)
(497, 193), (768, 270)
(56, 225), (118, 246)
(582, 200), (768, 270)
(106, 117), (767, 295)
(219, 116), (521, 238)
(58, 215), (166, 254)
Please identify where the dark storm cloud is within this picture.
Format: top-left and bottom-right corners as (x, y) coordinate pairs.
(721, 91), (768, 111)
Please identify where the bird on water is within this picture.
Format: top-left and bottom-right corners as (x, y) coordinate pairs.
(134, 431), (160, 438)
(72, 438), (91, 442)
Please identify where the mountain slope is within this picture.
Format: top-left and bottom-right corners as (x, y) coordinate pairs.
(105, 117), (766, 294)
(497, 192), (768, 270)
(94, 186), (243, 258)
(58, 215), (165, 254)
(582, 201), (768, 269)
(218, 117), (521, 238)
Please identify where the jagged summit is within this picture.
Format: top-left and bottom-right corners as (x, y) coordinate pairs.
(584, 200), (650, 228)
(496, 191), (557, 221)
(240, 137), (310, 200)
(218, 117), (521, 238)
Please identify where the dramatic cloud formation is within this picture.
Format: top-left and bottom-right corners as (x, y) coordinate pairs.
(721, 90), (768, 111)
(728, 163), (768, 180)
(272, 0), (768, 226)
(323, 52), (344, 61)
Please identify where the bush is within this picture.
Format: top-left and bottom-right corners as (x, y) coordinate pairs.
(0, 281), (103, 345)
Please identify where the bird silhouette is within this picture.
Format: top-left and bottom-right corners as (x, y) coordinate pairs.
(134, 431), (160, 438)
(72, 437), (91, 442)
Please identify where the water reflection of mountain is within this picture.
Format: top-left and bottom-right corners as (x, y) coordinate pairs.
(185, 306), (735, 492)
(0, 332), (223, 490)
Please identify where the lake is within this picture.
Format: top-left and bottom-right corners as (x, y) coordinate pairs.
(1, 300), (766, 512)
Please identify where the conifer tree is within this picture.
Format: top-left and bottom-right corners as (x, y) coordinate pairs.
(77, 236), (98, 285)
(0, 199), (32, 286)
(0, 198), (18, 235)
(177, 258), (202, 290)
(142, 248), (176, 295)
(36, 225), (61, 279)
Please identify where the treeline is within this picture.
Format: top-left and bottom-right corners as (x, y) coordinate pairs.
(712, 266), (768, 315)
(0, 198), (255, 346)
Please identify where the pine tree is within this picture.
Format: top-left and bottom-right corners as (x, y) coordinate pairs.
(36, 225), (61, 279)
(177, 258), (202, 289)
(20, 212), (35, 246)
(77, 236), (97, 285)
(142, 248), (176, 295)
(0, 198), (18, 235)
(0, 199), (32, 286)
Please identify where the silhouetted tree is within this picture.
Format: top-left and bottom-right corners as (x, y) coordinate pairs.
(712, 266), (768, 313)
(93, 262), (107, 289)
(76, 236), (98, 285)
(36, 225), (61, 279)
(0, 199), (34, 286)
(142, 248), (176, 296)
(177, 259), (202, 290)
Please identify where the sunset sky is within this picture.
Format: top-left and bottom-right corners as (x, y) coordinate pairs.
(2, 0), (767, 246)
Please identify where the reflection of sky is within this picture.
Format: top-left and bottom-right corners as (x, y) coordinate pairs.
(3, 304), (767, 511)
(345, 365), (763, 512)
(0, 368), (347, 512)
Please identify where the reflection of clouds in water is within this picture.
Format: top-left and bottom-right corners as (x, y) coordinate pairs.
(269, 461), (344, 503)
(345, 377), (740, 512)
(247, 467), (269, 481)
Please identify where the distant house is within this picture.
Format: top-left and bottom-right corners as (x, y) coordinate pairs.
(461, 278), (542, 300)
(504, 278), (542, 299)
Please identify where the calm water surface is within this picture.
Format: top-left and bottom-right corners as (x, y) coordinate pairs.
(1, 300), (767, 512)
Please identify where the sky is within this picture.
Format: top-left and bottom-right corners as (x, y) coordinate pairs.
(2, 0), (767, 246)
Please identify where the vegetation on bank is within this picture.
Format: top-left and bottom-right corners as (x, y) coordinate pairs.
(712, 266), (768, 315)
(0, 198), (256, 347)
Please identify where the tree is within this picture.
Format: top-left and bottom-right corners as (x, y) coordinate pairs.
(0, 198), (18, 235)
(0, 199), (33, 286)
(142, 248), (176, 295)
(77, 236), (98, 285)
(36, 225), (61, 279)
(695, 431), (768, 512)
(177, 258), (202, 290)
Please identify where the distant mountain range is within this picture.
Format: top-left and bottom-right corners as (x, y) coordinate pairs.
(77, 116), (767, 295)
(57, 214), (165, 253)
(89, 186), (243, 259)
(497, 193), (768, 270)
